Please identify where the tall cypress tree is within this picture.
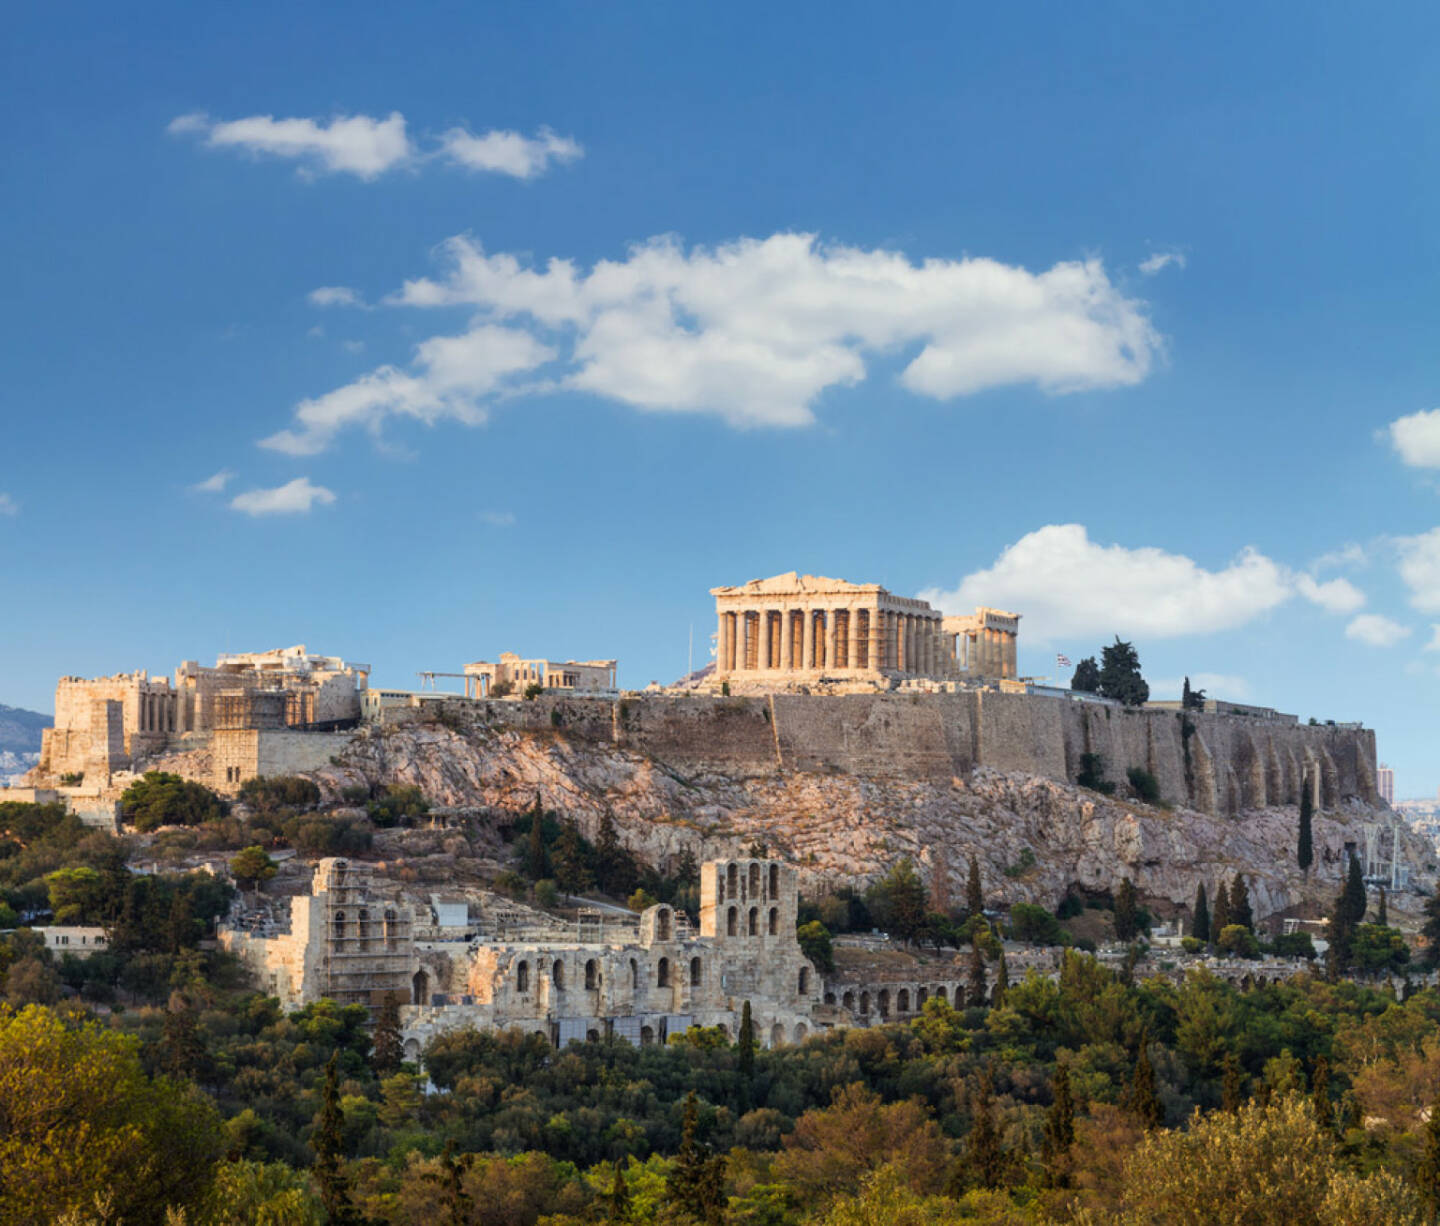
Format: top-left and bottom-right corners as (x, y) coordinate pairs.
(992, 950), (1010, 1008)
(1311, 1056), (1334, 1131)
(1114, 878), (1139, 941)
(1298, 776), (1314, 875)
(967, 1075), (1005, 1189)
(738, 1000), (755, 1082)
(1126, 1029), (1164, 1130)
(667, 1091), (726, 1224)
(608, 1158), (631, 1223)
(312, 1054), (360, 1225)
(1221, 1052), (1243, 1112)
(966, 854), (984, 918)
(1042, 1060), (1076, 1184)
(1343, 852), (1367, 926)
(1378, 887), (1389, 928)
(968, 940), (988, 1008)
(525, 795), (548, 880)
(1192, 882), (1211, 944)
(437, 1138), (472, 1226)
(1229, 874), (1254, 932)
(371, 991), (403, 1075)
(1211, 880), (1231, 940)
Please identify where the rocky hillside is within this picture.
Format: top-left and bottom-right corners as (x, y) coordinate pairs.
(303, 719), (1436, 926)
(0, 702), (49, 784)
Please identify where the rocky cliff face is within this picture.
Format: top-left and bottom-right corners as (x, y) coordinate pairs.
(305, 719), (1435, 926)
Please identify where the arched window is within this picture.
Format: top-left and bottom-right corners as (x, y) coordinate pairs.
(878, 989), (890, 1017)
(630, 958), (639, 988)
(793, 1023), (807, 1042)
(553, 959), (565, 989)
(517, 960), (529, 992)
(842, 991), (856, 1010)
(333, 910), (346, 940)
(412, 969), (429, 1006)
(798, 967), (810, 994)
(657, 957), (671, 988)
(897, 988), (910, 1013)
(657, 908), (672, 941)
(727, 906), (738, 937)
(936, 985), (948, 1003)
(917, 987), (928, 1007)
(769, 864), (779, 897)
(690, 956), (702, 987)
(727, 863), (738, 898)
(768, 907), (778, 936)
(640, 1025), (655, 1046)
(749, 863), (761, 896)
(770, 1023), (785, 1047)
(384, 908), (397, 951)
(585, 959), (598, 990)
(748, 907), (758, 936)
(859, 991), (870, 1014)
(357, 909), (370, 949)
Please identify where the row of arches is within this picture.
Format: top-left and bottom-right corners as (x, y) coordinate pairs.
(724, 905), (780, 937)
(831, 983), (957, 1017)
(331, 908), (400, 951)
(717, 861), (781, 905)
(515, 954), (710, 994)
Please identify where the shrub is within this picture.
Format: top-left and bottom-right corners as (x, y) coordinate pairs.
(121, 772), (227, 832)
(238, 775), (320, 819)
(1181, 936), (1205, 954)
(796, 921), (835, 973)
(1008, 903), (1064, 945)
(533, 879), (559, 909)
(1216, 924), (1260, 959)
(523, 683), (544, 701)
(1077, 753), (1115, 795)
(1126, 766), (1161, 804)
(367, 784), (429, 829)
(1057, 893), (1084, 920)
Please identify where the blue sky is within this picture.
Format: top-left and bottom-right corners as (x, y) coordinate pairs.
(6, 4), (1440, 793)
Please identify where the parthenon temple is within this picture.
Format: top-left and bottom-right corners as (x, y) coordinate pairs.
(711, 573), (1019, 686)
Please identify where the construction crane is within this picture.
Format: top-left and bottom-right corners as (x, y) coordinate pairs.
(416, 671), (470, 692)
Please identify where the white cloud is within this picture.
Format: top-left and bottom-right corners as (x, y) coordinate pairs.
(438, 126), (583, 179)
(1395, 527), (1440, 612)
(920, 524), (1294, 642)
(1312, 543), (1367, 571)
(479, 510), (516, 526)
(1388, 408), (1440, 468)
(169, 111), (412, 179)
(261, 324), (556, 455)
(309, 286), (367, 308)
(191, 469), (233, 493)
(1345, 613), (1412, 647)
(341, 340), (365, 354)
(0, 493), (17, 516)
(229, 477), (336, 516)
(1149, 673), (1253, 701)
(263, 231), (1160, 448)
(1295, 573), (1366, 614)
(1139, 250), (1186, 276)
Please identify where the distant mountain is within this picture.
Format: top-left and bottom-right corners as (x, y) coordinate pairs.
(0, 703), (51, 757)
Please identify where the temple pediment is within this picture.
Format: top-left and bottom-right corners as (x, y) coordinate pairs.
(710, 572), (886, 598)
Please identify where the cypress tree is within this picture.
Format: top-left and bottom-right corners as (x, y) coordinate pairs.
(1114, 877), (1139, 942)
(968, 940), (988, 1008)
(1221, 1052), (1243, 1111)
(371, 991), (403, 1075)
(1311, 1055), (1333, 1131)
(526, 795), (548, 880)
(552, 819), (593, 902)
(1298, 777), (1314, 875)
(966, 853), (984, 918)
(1126, 1029), (1164, 1130)
(1378, 886), (1389, 928)
(608, 1158), (631, 1223)
(992, 950), (1010, 1008)
(1420, 1088), (1440, 1216)
(1344, 851), (1367, 926)
(1192, 882), (1211, 944)
(1042, 1060), (1076, 1183)
(1211, 880), (1231, 941)
(738, 1000), (755, 1082)
(967, 1075), (1005, 1189)
(312, 1054), (360, 1225)
(438, 1138), (472, 1226)
(667, 1091), (726, 1224)
(1229, 873), (1254, 932)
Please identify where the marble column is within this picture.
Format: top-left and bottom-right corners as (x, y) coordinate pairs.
(718, 612), (731, 673)
(780, 609), (793, 671)
(848, 608), (862, 670)
(825, 609), (838, 671)
(760, 610), (773, 670)
(802, 607), (815, 670)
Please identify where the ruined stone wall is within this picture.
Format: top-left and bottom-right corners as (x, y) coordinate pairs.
(212, 728), (359, 792)
(617, 696), (779, 775)
(770, 693), (967, 777)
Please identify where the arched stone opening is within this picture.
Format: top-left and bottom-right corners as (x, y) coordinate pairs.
(657, 908), (672, 941)
(842, 991), (855, 1010)
(585, 959), (599, 990)
(690, 956), (702, 987)
(793, 1022), (808, 1042)
(798, 967), (811, 994)
(859, 991), (870, 1014)
(640, 1025), (655, 1046)
(897, 988), (910, 1013)
(769, 864), (779, 897)
(333, 910), (347, 941)
(411, 969), (429, 1006)
(748, 907), (758, 936)
(878, 989), (890, 1017)
(657, 957), (671, 988)
(749, 863), (761, 896)
(917, 987), (928, 1007)
(770, 1022), (785, 1047)
(768, 907), (778, 936)
(553, 959), (565, 989)
(727, 906), (738, 937)
(516, 960), (529, 992)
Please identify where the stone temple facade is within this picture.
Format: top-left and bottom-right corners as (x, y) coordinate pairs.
(222, 856), (823, 1059)
(711, 572), (1019, 688)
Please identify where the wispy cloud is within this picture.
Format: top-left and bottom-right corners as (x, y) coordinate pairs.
(1345, 613), (1411, 647)
(1139, 250), (1186, 276)
(170, 112), (584, 183)
(0, 493), (17, 516)
(230, 477), (336, 516)
(309, 286), (368, 308)
(341, 340), (365, 354)
(191, 469), (234, 494)
(438, 126), (583, 179)
(1295, 573), (1365, 614)
(169, 111), (411, 179)
(1387, 408), (1440, 468)
(264, 232), (1162, 451)
(479, 510), (516, 527)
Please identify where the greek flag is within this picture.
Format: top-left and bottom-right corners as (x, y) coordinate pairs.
(1057, 653), (1072, 668)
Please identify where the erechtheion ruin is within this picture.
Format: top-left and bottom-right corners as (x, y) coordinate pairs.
(464, 653), (618, 698)
(711, 572), (1019, 686)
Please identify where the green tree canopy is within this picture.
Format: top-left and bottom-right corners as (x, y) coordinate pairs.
(1071, 656), (1100, 693)
(1099, 638), (1150, 706)
(120, 770), (227, 831)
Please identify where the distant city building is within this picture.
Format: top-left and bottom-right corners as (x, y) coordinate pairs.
(1377, 763), (1394, 805)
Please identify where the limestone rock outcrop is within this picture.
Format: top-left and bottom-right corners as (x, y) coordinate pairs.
(304, 720), (1435, 925)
